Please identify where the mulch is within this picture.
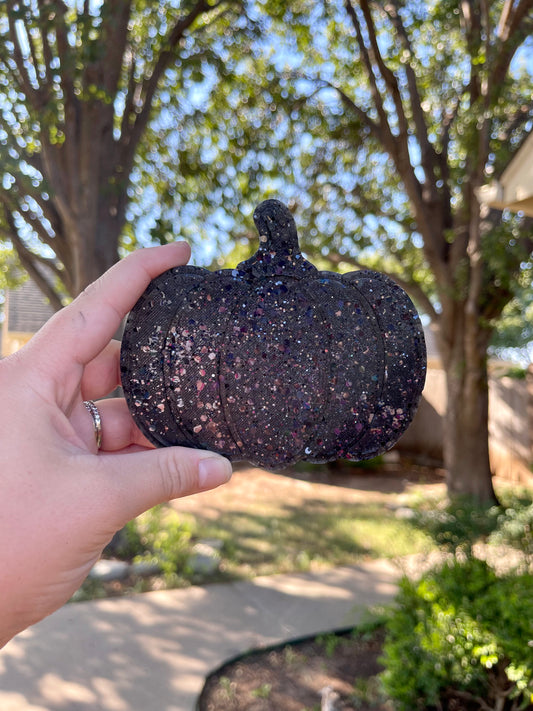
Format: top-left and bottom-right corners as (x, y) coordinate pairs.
(198, 627), (391, 711)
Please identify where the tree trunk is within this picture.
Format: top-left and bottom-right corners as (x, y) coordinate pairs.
(61, 208), (119, 297)
(442, 319), (498, 504)
(74, 216), (121, 295)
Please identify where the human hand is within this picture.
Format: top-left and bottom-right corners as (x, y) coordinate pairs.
(0, 244), (232, 647)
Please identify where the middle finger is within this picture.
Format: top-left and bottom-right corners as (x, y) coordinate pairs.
(80, 341), (122, 401)
(80, 398), (155, 452)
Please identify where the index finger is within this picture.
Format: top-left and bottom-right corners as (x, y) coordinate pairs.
(33, 242), (191, 370)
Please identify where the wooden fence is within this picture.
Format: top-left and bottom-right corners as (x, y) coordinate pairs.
(398, 365), (533, 483)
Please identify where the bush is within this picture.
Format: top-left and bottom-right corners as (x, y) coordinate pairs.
(489, 500), (533, 569)
(125, 504), (195, 583)
(380, 558), (533, 711)
(414, 496), (500, 556)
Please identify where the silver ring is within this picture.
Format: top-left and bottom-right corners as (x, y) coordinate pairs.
(83, 400), (102, 450)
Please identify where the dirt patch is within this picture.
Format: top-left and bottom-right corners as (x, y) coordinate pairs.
(198, 627), (390, 711)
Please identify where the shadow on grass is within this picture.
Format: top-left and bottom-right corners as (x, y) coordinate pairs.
(191, 496), (433, 581)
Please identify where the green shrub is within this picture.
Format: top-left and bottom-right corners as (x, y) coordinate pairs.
(489, 499), (533, 569)
(414, 496), (500, 555)
(381, 558), (533, 711)
(113, 519), (145, 560)
(130, 505), (195, 582)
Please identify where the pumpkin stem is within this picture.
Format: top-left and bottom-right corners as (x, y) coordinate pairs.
(236, 199), (316, 278)
(253, 199), (300, 254)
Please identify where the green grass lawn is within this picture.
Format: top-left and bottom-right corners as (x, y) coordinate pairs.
(188, 499), (433, 579)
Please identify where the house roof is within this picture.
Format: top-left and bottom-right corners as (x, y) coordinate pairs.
(477, 131), (533, 216)
(6, 278), (55, 332)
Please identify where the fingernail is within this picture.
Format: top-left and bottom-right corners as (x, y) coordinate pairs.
(198, 456), (232, 490)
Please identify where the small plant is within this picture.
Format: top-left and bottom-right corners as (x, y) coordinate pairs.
(132, 505), (195, 583)
(218, 675), (237, 701)
(351, 609), (389, 640)
(380, 557), (533, 711)
(316, 632), (344, 658)
(251, 682), (272, 699)
(350, 676), (388, 709)
(70, 578), (108, 602)
(283, 645), (305, 667)
(501, 365), (528, 379)
(109, 519), (145, 560)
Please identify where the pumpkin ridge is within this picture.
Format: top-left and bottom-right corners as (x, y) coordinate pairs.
(342, 270), (426, 459)
(164, 270), (248, 458)
(296, 277), (336, 462)
(160, 269), (216, 450)
(302, 273), (385, 462)
(338, 272), (387, 460)
(121, 267), (207, 448)
(214, 275), (252, 460)
(216, 275), (330, 467)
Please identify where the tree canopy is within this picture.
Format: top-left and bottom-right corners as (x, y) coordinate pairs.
(167, 0), (533, 315)
(0, 0), (250, 306)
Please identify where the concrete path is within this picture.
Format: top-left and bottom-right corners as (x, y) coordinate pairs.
(0, 560), (402, 711)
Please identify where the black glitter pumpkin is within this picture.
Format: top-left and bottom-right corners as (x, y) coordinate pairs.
(120, 199), (426, 469)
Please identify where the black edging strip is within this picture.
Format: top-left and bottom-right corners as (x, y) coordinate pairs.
(194, 625), (360, 710)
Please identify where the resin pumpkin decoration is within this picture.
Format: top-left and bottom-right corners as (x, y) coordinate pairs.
(120, 199), (426, 468)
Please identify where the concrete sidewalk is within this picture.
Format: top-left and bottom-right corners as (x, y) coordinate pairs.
(0, 560), (402, 711)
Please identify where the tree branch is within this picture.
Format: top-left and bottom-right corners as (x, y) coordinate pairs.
(2, 206), (64, 311)
(1, 163), (71, 272)
(24, 12), (44, 89)
(1, 184), (53, 252)
(11, 175), (60, 231)
(345, 1), (420, 199)
(48, 0), (78, 134)
(497, 0), (533, 40)
(343, 0), (395, 155)
(382, 0), (440, 201)
(449, 687), (495, 711)
(344, 0), (451, 289)
(311, 76), (383, 142)
(48, 0), (81, 206)
(498, 0), (515, 37)
(122, 0), (214, 164)
(100, 0), (132, 96)
(6, 1), (42, 110)
(490, 0), (533, 102)
(460, 0), (483, 105)
(358, 0), (410, 142)
(439, 99), (461, 166)
(36, 2), (55, 90)
(119, 53), (139, 142)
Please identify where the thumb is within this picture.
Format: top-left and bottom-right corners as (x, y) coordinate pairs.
(101, 447), (233, 523)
